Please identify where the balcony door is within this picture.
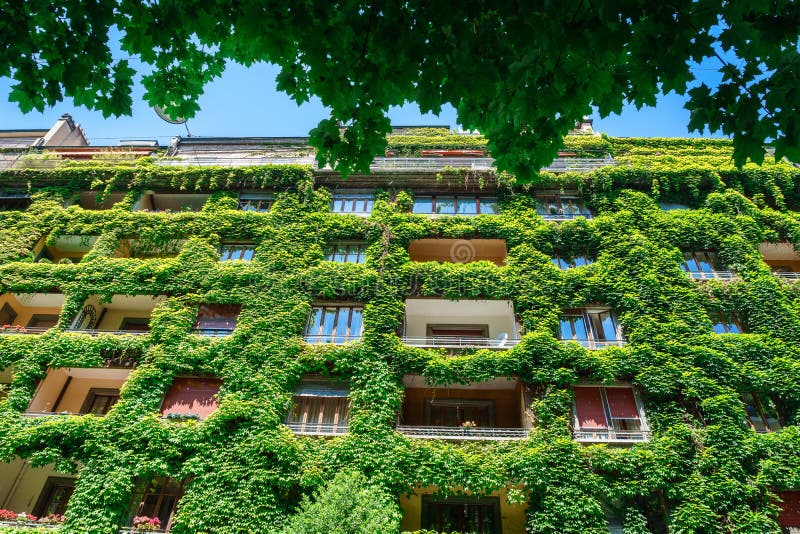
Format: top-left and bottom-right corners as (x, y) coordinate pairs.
(425, 399), (496, 427)
(421, 496), (501, 534)
(32, 477), (75, 517)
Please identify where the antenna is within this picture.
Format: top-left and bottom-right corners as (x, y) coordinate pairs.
(154, 105), (191, 137)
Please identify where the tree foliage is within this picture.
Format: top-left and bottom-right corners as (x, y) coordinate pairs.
(1, 1), (799, 180)
(281, 470), (401, 534)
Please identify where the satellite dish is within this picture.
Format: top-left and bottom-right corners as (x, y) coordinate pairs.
(154, 105), (191, 136)
(154, 105), (186, 124)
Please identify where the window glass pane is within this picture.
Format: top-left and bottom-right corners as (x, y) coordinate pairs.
(321, 308), (336, 341)
(349, 308), (363, 338)
(596, 311), (618, 341)
(697, 252), (715, 273)
(457, 197), (478, 214)
(242, 248), (254, 261)
(307, 308), (323, 340)
(712, 319), (727, 334)
(572, 255), (588, 267)
(334, 244), (347, 263)
(552, 257), (568, 269)
(334, 308), (350, 343)
(479, 197), (499, 214)
(435, 197), (456, 214)
(413, 197), (433, 213)
(742, 392), (767, 432)
(726, 321), (741, 334)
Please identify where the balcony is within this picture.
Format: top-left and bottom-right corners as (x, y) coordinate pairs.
(0, 460), (75, 521)
(400, 489), (527, 534)
(397, 375), (530, 441)
(68, 295), (163, 335)
(408, 238), (507, 265)
(536, 193), (593, 221)
(0, 293), (64, 335)
(156, 154), (614, 173)
(572, 385), (650, 444)
(77, 191), (126, 210)
(760, 242), (800, 281)
(402, 299), (519, 349)
(25, 367), (131, 416)
(160, 377), (222, 420)
(33, 235), (97, 264)
(134, 191), (209, 212)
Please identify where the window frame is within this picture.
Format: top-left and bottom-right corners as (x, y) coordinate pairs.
(79, 387), (121, 415)
(535, 192), (592, 219)
(330, 192), (375, 214)
(304, 305), (364, 344)
(421, 495), (502, 534)
(411, 194), (499, 215)
(559, 308), (623, 346)
(551, 251), (595, 269)
(0, 302), (18, 325)
(134, 477), (185, 531)
(323, 241), (368, 264)
(572, 384), (648, 435)
(710, 311), (744, 334)
(237, 192), (274, 212)
(219, 242), (256, 262)
(32, 476), (75, 518)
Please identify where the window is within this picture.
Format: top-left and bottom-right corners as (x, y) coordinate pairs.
(120, 318), (150, 332)
(161, 377), (222, 420)
(680, 250), (731, 279)
(710, 312), (743, 334)
(421, 496), (501, 534)
(238, 193), (273, 212)
(573, 385), (647, 441)
(425, 399), (495, 427)
(79, 388), (120, 415)
(560, 309), (622, 348)
(412, 195), (499, 215)
(219, 243), (255, 261)
(0, 193), (32, 211)
(741, 392), (782, 433)
(286, 380), (350, 434)
(536, 193), (592, 220)
(26, 314), (59, 329)
(135, 478), (184, 531)
(777, 491), (800, 530)
(0, 303), (17, 325)
(305, 306), (363, 344)
(551, 252), (594, 269)
(331, 192), (374, 214)
(195, 303), (241, 336)
(32, 477), (75, 517)
(324, 242), (367, 264)
(659, 202), (689, 211)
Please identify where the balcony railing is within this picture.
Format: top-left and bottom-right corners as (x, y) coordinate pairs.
(561, 339), (626, 350)
(686, 270), (736, 281)
(0, 326), (51, 335)
(194, 328), (235, 337)
(402, 336), (520, 349)
(67, 329), (150, 336)
(303, 335), (363, 345)
(539, 212), (594, 221)
(0, 521), (61, 530)
(773, 271), (800, 280)
(22, 411), (72, 417)
(573, 428), (650, 443)
(157, 155), (615, 173)
(286, 422), (349, 436)
(397, 425), (529, 440)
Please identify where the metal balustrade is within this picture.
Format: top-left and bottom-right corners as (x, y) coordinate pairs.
(22, 411), (72, 417)
(402, 336), (520, 349)
(67, 329), (150, 336)
(194, 328), (235, 337)
(303, 335), (363, 344)
(686, 270), (737, 281)
(157, 155), (615, 173)
(774, 271), (800, 280)
(396, 425), (529, 440)
(0, 521), (61, 530)
(573, 429), (651, 443)
(560, 339), (626, 350)
(286, 422), (349, 436)
(0, 327), (50, 335)
(540, 212), (594, 221)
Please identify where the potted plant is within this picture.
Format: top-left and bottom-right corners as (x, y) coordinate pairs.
(460, 420), (477, 433)
(132, 515), (162, 532)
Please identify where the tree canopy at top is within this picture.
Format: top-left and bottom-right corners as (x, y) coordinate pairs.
(1, 1), (798, 181)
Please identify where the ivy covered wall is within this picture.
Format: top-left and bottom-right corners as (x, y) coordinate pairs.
(0, 137), (799, 533)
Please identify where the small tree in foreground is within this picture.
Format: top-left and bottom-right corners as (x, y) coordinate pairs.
(282, 470), (401, 534)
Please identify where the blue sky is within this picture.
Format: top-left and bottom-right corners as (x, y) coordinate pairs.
(0, 61), (721, 145)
